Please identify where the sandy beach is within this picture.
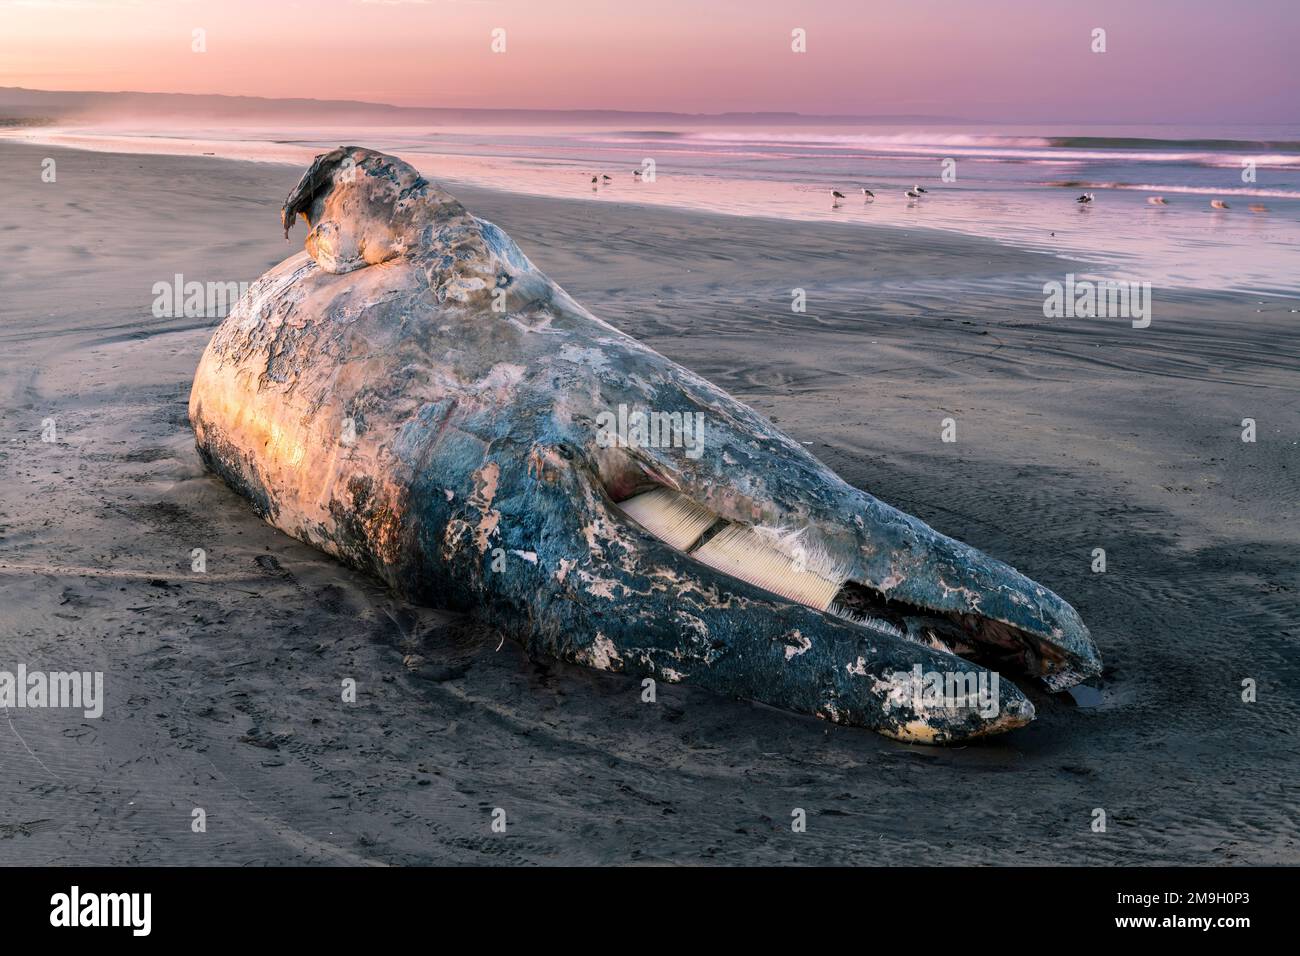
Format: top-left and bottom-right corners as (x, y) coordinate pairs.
(1, 141), (1297, 865)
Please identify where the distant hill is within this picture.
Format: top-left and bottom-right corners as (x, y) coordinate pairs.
(0, 87), (965, 127)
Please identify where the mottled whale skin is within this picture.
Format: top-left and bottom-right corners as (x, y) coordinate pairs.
(189, 147), (1101, 744)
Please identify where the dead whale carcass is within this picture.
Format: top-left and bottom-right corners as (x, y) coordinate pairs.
(189, 147), (1101, 743)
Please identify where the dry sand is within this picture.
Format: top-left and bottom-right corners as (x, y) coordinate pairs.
(1, 142), (1297, 864)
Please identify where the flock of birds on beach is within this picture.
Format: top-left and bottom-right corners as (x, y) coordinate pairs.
(586, 169), (1268, 213)
(836, 184), (1264, 212)
(832, 185), (927, 204)
(1072, 191), (1258, 211)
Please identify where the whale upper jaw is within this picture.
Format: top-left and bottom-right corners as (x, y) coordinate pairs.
(821, 511), (1103, 694)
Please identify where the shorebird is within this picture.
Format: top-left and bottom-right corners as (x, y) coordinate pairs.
(633, 169), (641, 178)
(1075, 193), (1094, 204)
(590, 175), (598, 185)
(1147, 196), (1168, 205)
(602, 175), (612, 182)
(861, 187), (875, 201)
(832, 190), (846, 199)
(905, 185), (927, 199)
(1211, 199), (1230, 209)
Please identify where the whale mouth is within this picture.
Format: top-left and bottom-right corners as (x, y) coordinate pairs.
(825, 580), (1078, 685)
(612, 485), (1094, 692)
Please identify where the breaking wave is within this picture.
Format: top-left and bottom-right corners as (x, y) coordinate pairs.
(584, 130), (1300, 170)
(1048, 136), (1300, 151)
(1043, 181), (1300, 199)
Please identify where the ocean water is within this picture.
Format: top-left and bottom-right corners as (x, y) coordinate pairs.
(11, 121), (1299, 295)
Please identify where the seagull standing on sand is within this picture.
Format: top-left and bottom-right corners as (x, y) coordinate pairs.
(602, 174), (612, 182)
(591, 175), (598, 185)
(905, 185), (927, 199)
(832, 190), (846, 206)
(1075, 192), (1094, 204)
(861, 187), (875, 201)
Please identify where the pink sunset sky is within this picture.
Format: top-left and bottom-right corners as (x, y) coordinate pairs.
(2, 0), (1296, 122)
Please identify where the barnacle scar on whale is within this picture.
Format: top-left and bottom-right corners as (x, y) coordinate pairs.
(189, 147), (1102, 744)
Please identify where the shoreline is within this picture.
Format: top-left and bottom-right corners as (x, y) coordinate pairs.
(10, 127), (1298, 299)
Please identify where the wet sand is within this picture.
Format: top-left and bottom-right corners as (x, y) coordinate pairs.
(1, 142), (1297, 865)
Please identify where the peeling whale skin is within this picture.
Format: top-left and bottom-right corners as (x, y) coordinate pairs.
(189, 147), (1102, 744)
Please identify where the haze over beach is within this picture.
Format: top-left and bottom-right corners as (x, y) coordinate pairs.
(0, 0), (1297, 875)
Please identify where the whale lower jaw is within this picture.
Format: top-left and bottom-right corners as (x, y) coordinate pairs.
(613, 485), (1098, 697)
